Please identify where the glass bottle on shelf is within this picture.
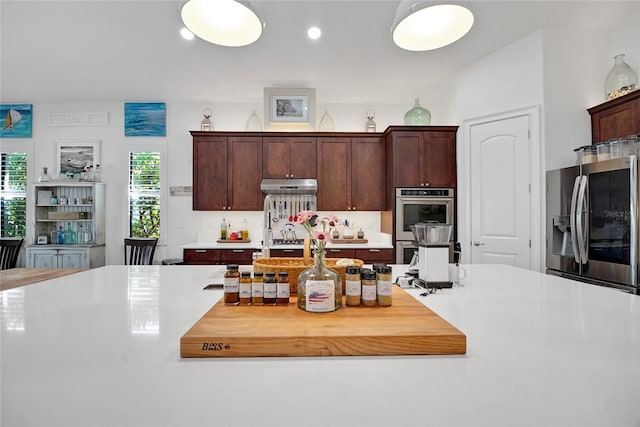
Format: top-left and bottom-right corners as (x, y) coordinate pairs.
(245, 110), (263, 131)
(201, 108), (213, 131)
(605, 54), (638, 100)
(93, 164), (101, 182)
(404, 98), (431, 125)
(50, 226), (57, 244)
(38, 167), (51, 182)
(318, 110), (335, 131)
(366, 110), (376, 133)
(64, 223), (76, 244)
(56, 226), (65, 244)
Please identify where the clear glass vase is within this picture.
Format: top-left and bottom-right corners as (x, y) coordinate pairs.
(297, 248), (342, 312)
(404, 98), (431, 125)
(605, 54), (638, 100)
(245, 110), (263, 131)
(318, 110), (335, 131)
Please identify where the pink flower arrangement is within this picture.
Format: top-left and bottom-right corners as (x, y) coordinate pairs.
(295, 210), (342, 251)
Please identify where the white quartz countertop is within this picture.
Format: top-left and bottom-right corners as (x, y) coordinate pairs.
(180, 241), (394, 250)
(1, 264), (639, 426)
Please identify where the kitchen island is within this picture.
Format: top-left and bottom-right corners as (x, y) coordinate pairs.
(1, 264), (638, 426)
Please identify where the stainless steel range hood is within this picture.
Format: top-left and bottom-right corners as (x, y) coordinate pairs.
(260, 178), (317, 195)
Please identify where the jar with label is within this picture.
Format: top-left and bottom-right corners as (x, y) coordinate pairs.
(239, 271), (252, 305)
(223, 264), (240, 305)
(264, 272), (277, 305)
(252, 272), (264, 305)
(361, 269), (377, 307)
(376, 266), (393, 307)
(277, 271), (290, 305)
(345, 266), (362, 306)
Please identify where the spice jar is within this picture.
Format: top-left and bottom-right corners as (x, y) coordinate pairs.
(239, 271), (252, 305)
(277, 271), (290, 305)
(345, 266), (362, 306)
(376, 266), (393, 307)
(264, 272), (277, 305)
(361, 269), (377, 307)
(223, 264), (240, 305)
(252, 271), (264, 305)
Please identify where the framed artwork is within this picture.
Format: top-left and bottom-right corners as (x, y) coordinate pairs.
(56, 139), (101, 176)
(264, 87), (316, 131)
(0, 104), (33, 138)
(124, 102), (166, 137)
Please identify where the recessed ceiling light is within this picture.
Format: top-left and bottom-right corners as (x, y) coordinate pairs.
(180, 27), (195, 40)
(392, 2), (474, 51)
(307, 26), (322, 40)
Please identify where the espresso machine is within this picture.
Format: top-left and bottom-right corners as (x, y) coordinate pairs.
(411, 222), (453, 287)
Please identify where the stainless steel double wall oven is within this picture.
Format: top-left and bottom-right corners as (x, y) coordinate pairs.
(395, 188), (455, 264)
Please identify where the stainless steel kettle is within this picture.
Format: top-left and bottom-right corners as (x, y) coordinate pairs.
(280, 223), (298, 242)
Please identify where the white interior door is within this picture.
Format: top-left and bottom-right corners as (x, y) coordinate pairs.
(469, 114), (531, 268)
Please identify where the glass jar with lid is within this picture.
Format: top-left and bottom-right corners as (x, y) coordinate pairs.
(596, 142), (611, 161)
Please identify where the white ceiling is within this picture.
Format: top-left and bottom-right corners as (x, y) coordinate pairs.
(0, 1), (636, 105)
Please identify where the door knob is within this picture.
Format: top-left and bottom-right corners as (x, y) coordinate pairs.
(473, 241), (485, 246)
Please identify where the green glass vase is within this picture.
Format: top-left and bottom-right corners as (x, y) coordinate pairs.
(404, 98), (431, 125)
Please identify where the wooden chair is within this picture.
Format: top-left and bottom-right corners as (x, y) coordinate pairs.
(124, 238), (158, 265)
(0, 238), (23, 270)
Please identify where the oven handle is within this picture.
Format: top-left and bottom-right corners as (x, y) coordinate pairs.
(398, 197), (454, 203)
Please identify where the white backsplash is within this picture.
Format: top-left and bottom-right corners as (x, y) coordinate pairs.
(195, 210), (386, 244)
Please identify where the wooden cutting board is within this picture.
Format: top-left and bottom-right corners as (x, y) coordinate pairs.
(330, 238), (368, 244)
(180, 286), (466, 358)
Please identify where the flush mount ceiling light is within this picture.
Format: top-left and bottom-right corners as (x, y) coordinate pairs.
(181, 0), (264, 47)
(392, 1), (474, 51)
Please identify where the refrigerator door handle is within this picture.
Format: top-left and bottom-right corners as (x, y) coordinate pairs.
(570, 175), (581, 263)
(576, 175), (589, 264)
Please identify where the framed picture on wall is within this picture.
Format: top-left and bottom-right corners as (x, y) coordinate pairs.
(124, 102), (166, 137)
(56, 139), (101, 177)
(0, 103), (33, 138)
(264, 87), (316, 131)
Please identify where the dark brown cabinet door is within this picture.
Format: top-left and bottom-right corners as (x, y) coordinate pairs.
(318, 136), (386, 211)
(351, 137), (385, 210)
(588, 91), (640, 143)
(228, 137), (263, 210)
(391, 129), (456, 188)
(423, 132), (456, 187)
(263, 136), (316, 178)
(193, 135), (228, 210)
(391, 132), (423, 187)
(317, 137), (350, 211)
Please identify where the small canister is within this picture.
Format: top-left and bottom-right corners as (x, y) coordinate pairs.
(361, 269), (377, 307)
(251, 272), (264, 305)
(376, 266), (393, 307)
(223, 264), (240, 306)
(239, 271), (252, 305)
(345, 266), (361, 306)
(596, 141), (611, 161)
(277, 271), (290, 305)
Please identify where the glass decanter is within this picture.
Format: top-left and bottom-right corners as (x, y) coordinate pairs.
(297, 248), (342, 312)
(605, 54), (638, 100)
(404, 98), (431, 125)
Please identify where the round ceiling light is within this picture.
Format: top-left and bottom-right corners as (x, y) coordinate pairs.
(392, 3), (474, 51)
(181, 0), (264, 47)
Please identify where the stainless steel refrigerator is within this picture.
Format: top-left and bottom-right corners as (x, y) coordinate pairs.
(546, 156), (639, 294)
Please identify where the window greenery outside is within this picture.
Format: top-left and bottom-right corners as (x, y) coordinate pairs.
(129, 152), (161, 238)
(1, 153), (27, 238)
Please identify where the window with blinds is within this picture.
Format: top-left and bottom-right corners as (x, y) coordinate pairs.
(129, 152), (161, 238)
(0, 152), (27, 238)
